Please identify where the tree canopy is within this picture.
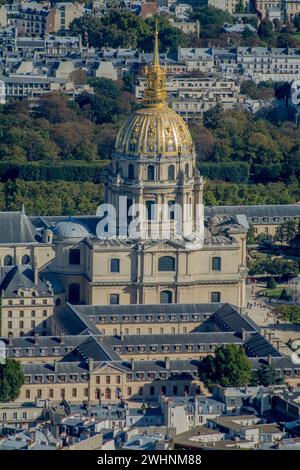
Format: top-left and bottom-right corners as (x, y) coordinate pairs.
(199, 344), (252, 390)
(0, 359), (24, 403)
(70, 11), (186, 52)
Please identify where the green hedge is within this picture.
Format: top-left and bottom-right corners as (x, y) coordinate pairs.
(198, 162), (250, 183)
(0, 161), (110, 183)
(0, 160), (250, 184)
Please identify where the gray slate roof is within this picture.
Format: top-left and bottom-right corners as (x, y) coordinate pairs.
(0, 266), (53, 298)
(0, 211), (37, 243)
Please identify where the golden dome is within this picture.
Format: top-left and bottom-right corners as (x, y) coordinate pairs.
(115, 106), (193, 157)
(115, 25), (193, 158)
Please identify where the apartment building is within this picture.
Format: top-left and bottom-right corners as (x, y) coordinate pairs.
(135, 75), (243, 120)
(0, 266), (54, 337)
(9, 2), (84, 37)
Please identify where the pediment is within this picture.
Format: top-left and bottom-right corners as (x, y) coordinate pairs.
(92, 362), (126, 374)
(143, 238), (186, 252)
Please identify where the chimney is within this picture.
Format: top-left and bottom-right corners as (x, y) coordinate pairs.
(241, 328), (246, 341)
(34, 332), (39, 345)
(165, 357), (170, 370)
(88, 358), (94, 372)
(268, 355), (272, 365)
(54, 360), (58, 373)
(32, 256), (38, 285)
(59, 334), (64, 345)
(131, 358), (135, 371)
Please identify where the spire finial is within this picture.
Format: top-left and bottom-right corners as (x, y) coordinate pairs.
(153, 20), (159, 68)
(143, 22), (167, 107)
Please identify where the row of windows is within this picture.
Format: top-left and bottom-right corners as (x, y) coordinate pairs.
(7, 299), (48, 306)
(109, 291), (221, 305)
(101, 327), (190, 335)
(107, 256), (221, 274)
(123, 163), (190, 181)
(24, 385), (189, 400)
(7, 310), (48, 317)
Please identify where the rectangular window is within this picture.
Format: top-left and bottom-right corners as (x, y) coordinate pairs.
(110, 258), (120, 273)
(212, 257), (221, 271)
(211, 292), (221, 303)
(146, 200), (155, 220)
(110, 294), (119, 305)
(72, 388), (77, 397)
(69, 249), (81, 265)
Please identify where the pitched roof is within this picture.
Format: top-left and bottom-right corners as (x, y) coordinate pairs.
(0, 266), (52, 297)
(0, 212), (37, 243)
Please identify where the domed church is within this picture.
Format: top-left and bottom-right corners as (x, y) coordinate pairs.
(0, 30), (248, 310)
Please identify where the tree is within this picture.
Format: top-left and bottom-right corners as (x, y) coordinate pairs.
(275, 220), (298, 245)
(294, 14), (300, 32)
(279, 288), (291, 301)
(199, 344), (252, 390)
(267, 276), (277, 289)
(253, 363), (283, 386)
(203, 104), (222, 130)
(247, 224), (256, 245)
(235, 0), (244, 13)
(258, 19), (274, 41)
(0, 359), (24, 402)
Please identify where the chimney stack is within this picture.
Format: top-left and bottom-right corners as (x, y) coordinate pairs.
(241, 328), (246, 341)
(88, 358), (94, 372)
(131, 358), (135, 371)
(165, 357), (170, 370)
(54, 360), (58, 373)
(34, 332), (39, 345)
(268, 355), (272, 365)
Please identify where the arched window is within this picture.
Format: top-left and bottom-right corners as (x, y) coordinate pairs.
(115, 387), (122, 399)
(68, 283), (80, 304)
(158, 256), (175, 272)
(168, 165), (175, 180)
(95, 389), (101, 400)
(160, 290), (173, 304)
(212, 256), (221, 271)
(105, 388), (111, 400)
(4, 255), (13, 266)
(185, 163), (189, 178)
(21, 255), (30, 265)
(168, 200), (175, 221)
(128, 163), (135, 180)
(147, 165), (155, 181)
